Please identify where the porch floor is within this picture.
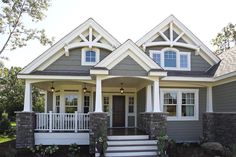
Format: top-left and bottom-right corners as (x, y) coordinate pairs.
(107, 128), (146, 136)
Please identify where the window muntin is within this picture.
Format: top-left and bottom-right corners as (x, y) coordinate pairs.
(128, 97), (134, 113)
(83, 95), (90, 113)
(56, 95), (60, 113)
(149, 49), (191, 71)
(85, 51), (96, 62)
(153, 53), (161, 65)
(161, 89), (199, 121)
(180, 54), (188, 68)
(103, 96), (109, 112)
(81, 48), (100, 66)
(163, 92), (177, 116)
(65, 94), (78, 113)
(164, 51), (177, 67)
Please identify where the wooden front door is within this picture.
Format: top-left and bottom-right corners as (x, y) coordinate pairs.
(112, 96), (125, 127)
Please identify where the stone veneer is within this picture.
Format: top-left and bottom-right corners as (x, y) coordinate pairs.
(16, 112), (35, 148)
(203, 112), (236, 146)
(89, 112), (108, 154)
(139, 112), (168, 139)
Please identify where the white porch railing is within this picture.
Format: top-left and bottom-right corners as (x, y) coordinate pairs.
(35, 111), (89, 132)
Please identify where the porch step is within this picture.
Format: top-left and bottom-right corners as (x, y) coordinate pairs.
(96, 135), (158, 157)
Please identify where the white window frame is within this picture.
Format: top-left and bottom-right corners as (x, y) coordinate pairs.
(160, 88), (199, 121)
(81, 47), (100, 66)
(149, 48), (191, 71)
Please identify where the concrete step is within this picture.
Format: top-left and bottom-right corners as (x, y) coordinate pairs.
(96, 150), (157, 157)
(107, 145), (157, 151)
(107, 140), (157, 146)
(107, 135), (149, 141)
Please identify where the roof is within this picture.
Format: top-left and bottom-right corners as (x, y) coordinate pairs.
(214, 46), (236, 78)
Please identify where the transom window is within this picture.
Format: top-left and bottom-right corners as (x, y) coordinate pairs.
(65, 94), (78, 113)
(161, 89), (199, 121)
(81, 48), (100, 66)
(149, 48), (191, 71)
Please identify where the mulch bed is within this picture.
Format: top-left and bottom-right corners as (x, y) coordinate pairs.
(0, 140), (92, 157)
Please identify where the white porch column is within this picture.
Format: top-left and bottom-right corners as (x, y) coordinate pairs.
(23, 80), (32, 112)
(153, 78), (161, 112)
(95, 76), (102, 112)
(146, 85), (152, 112)
(206, 86), (213, 112)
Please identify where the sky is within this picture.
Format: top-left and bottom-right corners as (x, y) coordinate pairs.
(1, 0), (236, 68)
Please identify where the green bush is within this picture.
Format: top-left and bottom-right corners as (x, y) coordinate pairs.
(28, 145), (59, 157)
(0, 112), (11, 134)
(68, 143), (80, 157)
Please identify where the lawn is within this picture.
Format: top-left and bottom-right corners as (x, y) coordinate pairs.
(0, 121), (16, 144)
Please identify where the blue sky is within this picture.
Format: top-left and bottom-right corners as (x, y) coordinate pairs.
(1, 0), (236, 68)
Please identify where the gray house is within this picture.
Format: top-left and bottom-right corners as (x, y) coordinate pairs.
(16, 15), (236, 156)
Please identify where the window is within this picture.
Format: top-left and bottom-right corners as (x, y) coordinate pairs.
(161, 89), (199, 121)
(85, 51), (96, 62)
(84, 95), (90, 113)
(65, 94), (78, 113)
(149, 48), (191, 71)
(164, 51), (176, 67)
(153, 53), (161, 65)
(56, 95), (60, 113)
(163, 92), (177, 116)
(81, 48), (100, 66)
(128, 97), (134, 113)
(103, 96), (109, 112)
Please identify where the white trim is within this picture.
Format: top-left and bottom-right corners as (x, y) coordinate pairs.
(145, 85), (152, 112)
(206, 86), (213, 112)
(66, 42), (114, 52)
(160, 88), (199, 121)
(35, 133), (89, 145)
(81, 47), (100, 66)
(18, 75), (92, 80)
(149, 48), (191, 71)
(162, 76), (214, 82)
(136, 15), (220, 65)
(20, 18), (120, 74)
(148, 71), (167, 77)
(90, 69), (109, 75)
(23, 80), (32, 112)
(95, 40), (162, 71)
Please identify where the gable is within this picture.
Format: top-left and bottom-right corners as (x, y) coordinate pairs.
(43, 48), (111, 75)
(110, 56), (147, 76)
(136, 15), (220, 66)
(20, 18), (120, 74)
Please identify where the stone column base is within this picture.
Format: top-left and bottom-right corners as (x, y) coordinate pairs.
(16, 112), (35, 148)
(89, 112), (108, 154)
(139, 112), (168, 139)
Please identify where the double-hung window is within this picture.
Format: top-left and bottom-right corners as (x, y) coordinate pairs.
(65, 94), (78, 113)
(161, 89), (199, 121)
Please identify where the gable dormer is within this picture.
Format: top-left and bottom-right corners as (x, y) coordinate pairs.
(20, 18), (120, 74)
(137, 15), (220, 71)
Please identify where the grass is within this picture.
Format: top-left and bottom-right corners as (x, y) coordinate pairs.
(0, 135), (15, 144)
(0, 121), (16, 144)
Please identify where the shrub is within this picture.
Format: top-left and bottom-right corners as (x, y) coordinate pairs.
(68, 143), (80, 157)
(0, 112), (11, 134)
(157, 130), (170, 157)
(28, 145), (59, 157)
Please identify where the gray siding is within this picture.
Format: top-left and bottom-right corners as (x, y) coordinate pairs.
(213, 81), (236, 112)
(145, 46), (211, 72)
(166, 88), (206, 142)
(47, 91), (53, 112)
(45, 48), (111, 74)
(136, 87), (206, 142)
(109, 56), (147, 76)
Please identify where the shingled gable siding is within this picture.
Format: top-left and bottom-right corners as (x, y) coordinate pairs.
(213, 81), (236, 112)
(137, 87), (206, 142)
(146, 46), (211, 71)
(44, 48), (111, 74)
(109, 56), (147, 76)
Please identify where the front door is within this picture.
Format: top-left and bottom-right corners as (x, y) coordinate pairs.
(112, 96), (125, 127)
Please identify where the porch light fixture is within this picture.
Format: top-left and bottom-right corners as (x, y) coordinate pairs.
(83, 83), (87, 93)
(51, 82), (55, 92)
(120, 83), (124, 94)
